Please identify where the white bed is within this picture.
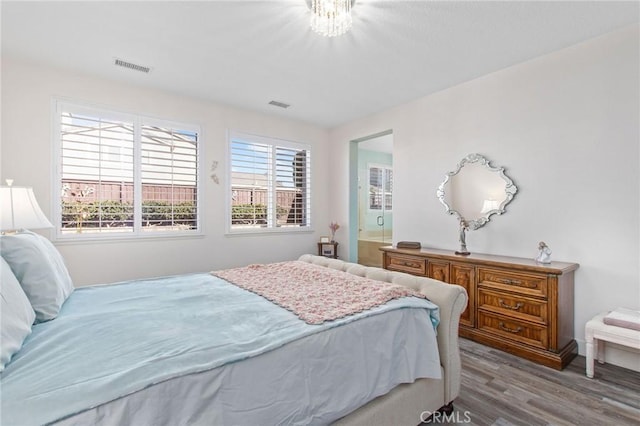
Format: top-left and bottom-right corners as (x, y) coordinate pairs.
(1, 240), (467, 426)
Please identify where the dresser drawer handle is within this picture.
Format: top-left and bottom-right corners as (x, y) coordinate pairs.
(402, 261), (419, 268)
(498, 322), (523, 334)
(499, 299), (524, 311)
(493, 277), (539, 288)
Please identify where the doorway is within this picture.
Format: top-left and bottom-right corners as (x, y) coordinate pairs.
(349, 131), (393, 267)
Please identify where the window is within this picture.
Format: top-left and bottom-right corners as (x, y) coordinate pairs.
(54, 101), (200, 238)
(368, 165), (393, 211)
(228, 131), (311, 233)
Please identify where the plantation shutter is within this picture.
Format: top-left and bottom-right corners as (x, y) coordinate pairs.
(230, 140), (271, 228)
(229, 134), (311, 231)
(275, 146), (310, 227)
(56, 101), (200, 238)
(384, 167), (393, 210)
(140, 124), (199, 231)
(368, 166), (393, 211)
(60, 111), (135, 233)
(369, 166), (382, 210)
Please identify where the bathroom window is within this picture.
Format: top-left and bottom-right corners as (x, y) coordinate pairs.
(368, 165), (393, 211)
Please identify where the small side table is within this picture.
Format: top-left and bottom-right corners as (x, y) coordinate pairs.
(318, 242), (338, 259)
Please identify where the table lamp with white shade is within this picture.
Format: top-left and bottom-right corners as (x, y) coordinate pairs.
(0, 179), (53, 234)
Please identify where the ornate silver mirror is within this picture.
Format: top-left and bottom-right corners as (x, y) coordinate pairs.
(436, 153), (517, 254)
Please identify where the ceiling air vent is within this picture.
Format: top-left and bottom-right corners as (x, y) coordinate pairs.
(114, 58), (151, 74)
(268, 100), (291, 109)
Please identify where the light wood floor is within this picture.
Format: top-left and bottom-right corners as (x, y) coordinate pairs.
(441, 338), (640, 426)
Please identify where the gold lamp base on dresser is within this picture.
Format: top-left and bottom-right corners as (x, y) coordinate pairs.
(381, 246), (579, 370)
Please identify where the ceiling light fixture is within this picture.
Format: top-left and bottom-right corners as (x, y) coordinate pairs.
(309, 0), (354, 37)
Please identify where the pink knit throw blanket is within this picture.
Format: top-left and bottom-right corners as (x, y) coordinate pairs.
(211, 260), (426, 325)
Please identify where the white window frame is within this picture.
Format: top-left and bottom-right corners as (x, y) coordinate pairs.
(52, 99), (202, 241)
(226, 130), (312, 235)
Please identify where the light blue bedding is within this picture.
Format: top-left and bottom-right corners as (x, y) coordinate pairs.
(0, 273), (439, 426)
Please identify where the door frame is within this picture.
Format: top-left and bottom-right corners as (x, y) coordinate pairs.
(348, 129), (393, 263)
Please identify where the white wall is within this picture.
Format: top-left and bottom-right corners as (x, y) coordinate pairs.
(1, 57), (330, 286)
(330, 25), (640, 370)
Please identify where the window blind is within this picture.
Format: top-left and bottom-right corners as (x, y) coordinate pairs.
(141, 124), (198, 231)
(369, 166), (393, 211)
(56, 102), (200, 238)
(60, 112), (135, 233)
(229, 134), (311, 232)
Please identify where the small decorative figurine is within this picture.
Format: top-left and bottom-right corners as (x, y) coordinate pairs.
(536, 241), (552, 264)
(455, 218), (470, 256)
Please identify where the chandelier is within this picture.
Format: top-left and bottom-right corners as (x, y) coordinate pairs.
(309, 0), (353, 37)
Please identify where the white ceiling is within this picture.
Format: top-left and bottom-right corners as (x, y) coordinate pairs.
(2, 1), (638, 129)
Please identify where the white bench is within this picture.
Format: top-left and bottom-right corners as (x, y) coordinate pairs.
(585, 312), (640, 378)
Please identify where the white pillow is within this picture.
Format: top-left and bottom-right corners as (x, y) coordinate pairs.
(1, 231), (74, 322)
(1, 256), (36, 371)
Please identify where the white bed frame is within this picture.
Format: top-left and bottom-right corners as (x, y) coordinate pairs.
(297, 255), (468, 426)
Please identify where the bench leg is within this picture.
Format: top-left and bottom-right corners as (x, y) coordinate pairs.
(597, 339), (605, 364)
(586, 338), (595, 378)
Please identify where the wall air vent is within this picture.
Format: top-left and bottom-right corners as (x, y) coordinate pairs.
(114, 58), (151, 74)
(268, 100), (291, 109)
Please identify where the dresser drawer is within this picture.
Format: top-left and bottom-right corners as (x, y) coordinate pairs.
(385, 253), (426, 275)
(478, 268), (548, 298)
(478, 288), (547, 325)
(428, 260), (450, 282)
(478, 311), (548, 349)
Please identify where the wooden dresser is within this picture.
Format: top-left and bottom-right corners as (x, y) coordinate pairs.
(381, 246), (579, 369)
